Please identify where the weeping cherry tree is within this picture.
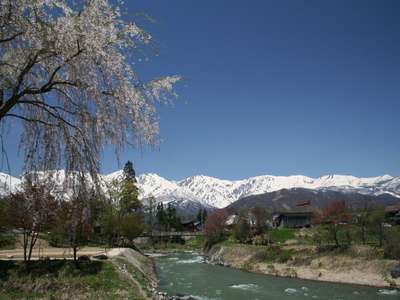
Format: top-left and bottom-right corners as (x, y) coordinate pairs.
(0, 0), (180, 181)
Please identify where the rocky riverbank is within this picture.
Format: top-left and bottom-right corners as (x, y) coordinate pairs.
(205, 243), (400, 288)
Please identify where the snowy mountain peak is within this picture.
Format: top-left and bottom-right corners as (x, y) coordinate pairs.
(0, 171), (399, 209)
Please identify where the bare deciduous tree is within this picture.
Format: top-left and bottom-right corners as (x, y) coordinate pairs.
(0, 0), (180, 180)
(6, 180), (57, 263)
(204, 209), (228, 247)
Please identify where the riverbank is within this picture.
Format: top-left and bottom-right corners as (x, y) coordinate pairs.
(0, 248), (157, 299)
(206, 243), (400, 288)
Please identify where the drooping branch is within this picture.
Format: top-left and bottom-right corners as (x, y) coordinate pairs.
(0, 31), (24, 43)
(0, 51), (42, 119)
(0, 0), (180, 181)
(4, 113), (55, 127)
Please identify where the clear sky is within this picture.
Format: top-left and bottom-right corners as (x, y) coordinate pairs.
(4, 0), (400, 180)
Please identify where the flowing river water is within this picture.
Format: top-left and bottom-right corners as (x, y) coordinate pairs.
(153, 251), (400, 300)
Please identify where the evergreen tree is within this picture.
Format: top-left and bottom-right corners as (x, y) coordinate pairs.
(156, 202), (167, 230)
(197, 208), (208, 226)
(147, 195), (156, 235)
(123, 160), (136, 181)
(165, 203), (182, 231)
(119, 161), (141, 215)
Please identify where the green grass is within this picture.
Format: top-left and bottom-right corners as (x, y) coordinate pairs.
(185, 235), (205, 249)
(0, 260), (146, 300)
(0, 233), (16, 250)
(260, 246), (294, 263)
(270, 228), (296, 243)
(142, 235), (205, 251)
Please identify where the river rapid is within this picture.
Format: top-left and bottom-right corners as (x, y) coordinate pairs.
(153, 251), (399, 300)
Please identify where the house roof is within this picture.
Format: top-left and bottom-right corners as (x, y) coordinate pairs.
(225, 214), (239, 226)
(278, 211), (314, 217)
(385, 204), (400, 213)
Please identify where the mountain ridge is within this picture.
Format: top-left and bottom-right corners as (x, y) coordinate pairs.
(1, 171), (400, 209)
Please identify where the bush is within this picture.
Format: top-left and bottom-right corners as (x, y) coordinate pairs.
(48, 231), (67, 247)
(204, 210), (228, 249)
(384, 228), (400, 259)
(252, 233), (271, 246)
(0, 234), (15, 250)
(263, 246), (294, 263)
(233, 218), (251, 243)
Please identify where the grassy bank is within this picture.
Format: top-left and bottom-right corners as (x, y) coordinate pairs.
(207, 241), (400, 288)
(0, 259), (150, 300)
(140, 235), (205, 252)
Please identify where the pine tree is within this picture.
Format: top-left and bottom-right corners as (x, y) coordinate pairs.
(156, 202), (167, 230)
(119, 161), (141, 215)
(123, 160), (136, 181)
(197, 208), (208, 226)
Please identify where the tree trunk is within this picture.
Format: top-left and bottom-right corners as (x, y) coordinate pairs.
(23, 231), (28, 263)
(73, 246), (77, 262)
(27, 233), (38, 262)
(378, 224), (384, 247)
(332, 225), (339, 247)
(361, 225), (366, 245)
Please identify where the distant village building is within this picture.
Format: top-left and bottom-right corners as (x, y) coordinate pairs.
(225, 214), (240, 230)
(181, 220), (202, 232)
(272, 200), (315, 228)
(272, 211), (313, 228)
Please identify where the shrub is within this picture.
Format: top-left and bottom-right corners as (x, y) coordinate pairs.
(263, 246), (294, 263)
(0, 234), (15, 250)
(252, 233), (271, 246)
(383, 228), (400, 259)
(233, 218), (251, 243)
(204, 210), (228, 249)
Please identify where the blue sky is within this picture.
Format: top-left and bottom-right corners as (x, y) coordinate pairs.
(5, 0), (400, 180)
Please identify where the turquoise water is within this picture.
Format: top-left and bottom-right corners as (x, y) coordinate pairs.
(154, 251), (400, 300)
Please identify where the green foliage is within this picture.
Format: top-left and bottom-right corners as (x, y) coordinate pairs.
(120, 213), (145, 241)
(0, 233), (15, 250)
(0, 260), (146, 299)
(166, 203), (182, 231)
(270, 228), (296, 243)
(99, 201), (119, 246)
(185, 235), (205, 249)
(252, 233), (271, 246)
(119, 179), (141, 215)
(368, 208), (386, 247)
(119, 161), (141, 216)
(0, 200), (7, 228)
(156, 202), (167, 230)
(253, 246), (294, 263)
(383, 227), (400, 259)
(98, 161), (145, 247)
(123, 160), (136, 179)
(155, 202), (182, 231)
(197, 208), (208, 225)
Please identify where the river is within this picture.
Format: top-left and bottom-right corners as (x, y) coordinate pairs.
(153, 251), (400, 300)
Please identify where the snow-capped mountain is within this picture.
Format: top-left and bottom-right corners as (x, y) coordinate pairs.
(177, 174), (400, 208)
(1, 171), (400, 209)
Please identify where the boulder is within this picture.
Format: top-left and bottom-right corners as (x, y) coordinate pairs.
(390, 265), (400, 279)
(77, 255), (90, 261)
(92, 254), (108, 260)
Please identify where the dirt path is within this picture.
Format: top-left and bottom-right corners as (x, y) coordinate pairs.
(0, 246), (105, 260)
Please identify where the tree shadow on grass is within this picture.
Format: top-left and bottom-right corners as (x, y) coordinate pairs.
(0, 259), (104, 281)
(0, 260), (17, 282)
